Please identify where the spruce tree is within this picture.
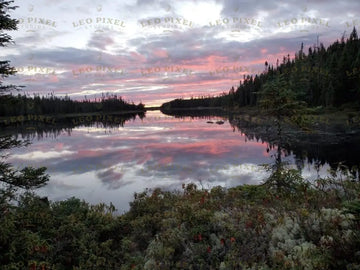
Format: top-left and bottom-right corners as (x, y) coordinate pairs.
(0, 1), (49, 206)
(0, 0), (21, 94)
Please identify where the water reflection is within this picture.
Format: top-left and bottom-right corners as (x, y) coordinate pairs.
(2, 110), (358, 212)
(0, 111), (145, 140)
(228, 114), (360, 180)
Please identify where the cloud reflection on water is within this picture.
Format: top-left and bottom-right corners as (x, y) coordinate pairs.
(6, 111), (329, 212)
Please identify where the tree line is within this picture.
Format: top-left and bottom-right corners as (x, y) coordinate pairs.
(162, 28), (360, 110)
(1, 3), (360, 269)
(0, 93), (145, 116)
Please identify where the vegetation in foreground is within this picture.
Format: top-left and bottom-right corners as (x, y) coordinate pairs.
(1, 167), (360, 269)
(1, 2), (360, 269)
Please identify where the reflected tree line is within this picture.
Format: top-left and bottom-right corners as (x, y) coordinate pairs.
(163, 109), (360, 181)
(161, 30), (360, 187)
(1, 3), (360, 267)
(0, 112), (145, 139)
(2, 105), (358, 181)
(228, 114), (360, 181)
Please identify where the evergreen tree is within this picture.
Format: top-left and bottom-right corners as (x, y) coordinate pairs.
(162, 29), (360, 110)
(0, 1), (49, 207)
(258, 73), (306, 188)
(0, 0), (19, 94)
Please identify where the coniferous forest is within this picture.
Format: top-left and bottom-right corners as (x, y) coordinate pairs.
(161, 29), (360, 110)
(0, 93), (145, 116)
(1, 1), (360, 269)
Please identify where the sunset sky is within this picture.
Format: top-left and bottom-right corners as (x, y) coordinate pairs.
(2, 0), (360, 106)
(7, 111), (331, 211)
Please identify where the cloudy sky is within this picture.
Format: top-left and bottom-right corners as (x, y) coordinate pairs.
(2, 0), (360, 106)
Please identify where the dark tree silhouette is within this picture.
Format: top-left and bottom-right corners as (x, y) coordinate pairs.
(163, 29), (360, 110)
(0, 1), (49, 206)
(0, 0), (20, 94)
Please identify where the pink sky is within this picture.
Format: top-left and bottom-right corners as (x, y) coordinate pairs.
(2, 0), (358, 106)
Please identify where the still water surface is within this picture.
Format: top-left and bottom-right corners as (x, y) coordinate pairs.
(4, 110), (337, 213)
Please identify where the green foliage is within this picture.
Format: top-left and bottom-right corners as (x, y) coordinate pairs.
(162, 29), (360, 110)
(0, 4), (50, 249)
(0, 135), (49, 206)
(1, 172), (360, 269)
(1, 4), (359, 267)
(258, 73), (307, 128)
(342, 200), (360, 221)
(265, 167), (309, 195)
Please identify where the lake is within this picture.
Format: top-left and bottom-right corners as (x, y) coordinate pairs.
(2, 110), (359, 213)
